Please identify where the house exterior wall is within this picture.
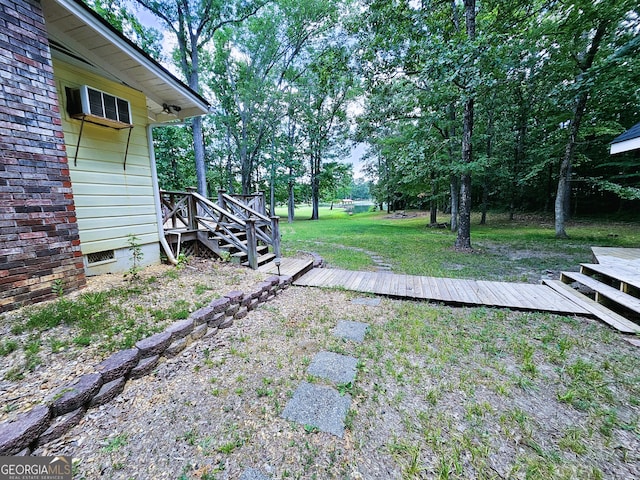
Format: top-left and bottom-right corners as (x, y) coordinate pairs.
(52, 58), (161, 275)
(0, 0), (86, 313)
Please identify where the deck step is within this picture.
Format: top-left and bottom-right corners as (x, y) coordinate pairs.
(579, 263), (640, 292)
(230, 245), (268, 258)
(543, 280), (640, 334)
(560, 270), (640, 315)
(258, 257), (314, 281)
(243, 253), (276, 268)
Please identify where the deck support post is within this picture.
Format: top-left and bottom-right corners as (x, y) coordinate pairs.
(185, 187), (198, 230)
(246, 217), (258, 270)
(271, 215), (281, 258)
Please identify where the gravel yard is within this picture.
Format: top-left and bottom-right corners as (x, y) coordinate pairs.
(1, 261), (639, 479)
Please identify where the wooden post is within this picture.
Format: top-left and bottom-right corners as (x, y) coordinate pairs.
(246, 217), (258, 270)
(217, 189), (226, 209)
(186, 187), (198, 230)
(257, 191), (266, 216)
(271, 215), (281, 258)
(169, 192), (177, 229)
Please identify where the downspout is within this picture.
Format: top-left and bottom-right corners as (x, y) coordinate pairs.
(148, 124), (178, 265)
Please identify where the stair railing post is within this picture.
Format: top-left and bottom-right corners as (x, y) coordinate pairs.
(270, 215), (281, 258)
(257, 191), (266, 216)
(169, 192), (177, 229)
(246, 217), (258, 270)
(185, 187), (198, 230)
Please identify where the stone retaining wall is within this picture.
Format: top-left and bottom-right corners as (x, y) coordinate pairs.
(0, 274), (292, 456)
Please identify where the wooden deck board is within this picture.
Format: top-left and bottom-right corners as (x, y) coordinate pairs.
(293, 268), (591, 316)
(561, 271), (640, 315)
(580, 263), (640, 291)
(544, 280), (640, 333)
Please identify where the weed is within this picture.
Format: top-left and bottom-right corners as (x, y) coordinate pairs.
(256, 387), (274, 398)
(124, 234), (144, 281)
(101, 434), (128, 453)
(0, 339), (18, 357)
(304, 424), (319, 434)
(194, 283), (211, 295)
(52, 279), (65, 297)
(217, 437), (243, 454)
(49, 338), (68, 354)
(180, 429), (198, 446)
(558, 426), (588, 454)
(337, 382), (353, 396)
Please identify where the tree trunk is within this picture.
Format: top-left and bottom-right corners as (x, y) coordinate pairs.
(480, 181), (488, 225)
(455, 98), (473, 250)
(554, 20), (608, 238)
(287, 167), (295, 223)
(310, 153), (320, 220)
(192, 116), (207, 197)
(311, 176), (320, 220)
(450, 176), (459, 232)
(429, 176), (437, 224)
(455, 0), (475, 250)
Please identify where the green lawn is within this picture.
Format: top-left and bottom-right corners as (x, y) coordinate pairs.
(276, 206), (640, 282)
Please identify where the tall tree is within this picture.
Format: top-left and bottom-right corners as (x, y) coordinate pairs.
(134, 0), (264, 198)
(299, 46), (356, 220)
(551, 0), (637, 237)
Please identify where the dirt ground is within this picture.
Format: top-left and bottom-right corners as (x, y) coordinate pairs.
(2, 261), (639, 479)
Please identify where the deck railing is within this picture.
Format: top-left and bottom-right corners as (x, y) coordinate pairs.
(159, 189), (280, 269)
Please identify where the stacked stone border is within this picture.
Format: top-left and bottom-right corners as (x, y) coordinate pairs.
(0, 274), (293, 456)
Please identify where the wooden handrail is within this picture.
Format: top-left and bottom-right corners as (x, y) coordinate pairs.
(160, 189), (280, 267)
(220, 192), (271, 224)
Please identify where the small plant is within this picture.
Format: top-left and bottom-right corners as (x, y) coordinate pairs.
(180, 429), (198, 446)
(125, 234), (144, 281)
(176, 253), (189, 267)
(101, 433), (128, 453)
(304, 424), (320, 434)
(52, 279), (65, 297)
(49, 337), (68, 354)
(0, 339), (18, 357)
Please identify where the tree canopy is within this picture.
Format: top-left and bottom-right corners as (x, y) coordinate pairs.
(89, 0), (640, 236)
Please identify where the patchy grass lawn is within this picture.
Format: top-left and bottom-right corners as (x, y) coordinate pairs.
(37, 288), (640, 479)
(4, 208), (639, 478)
(277, 207), (640, 282)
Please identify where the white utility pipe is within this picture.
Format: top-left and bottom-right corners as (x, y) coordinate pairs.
(148, 124), (178, 265)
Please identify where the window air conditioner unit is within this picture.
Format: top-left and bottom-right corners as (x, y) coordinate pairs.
(66, 85), (132, 129)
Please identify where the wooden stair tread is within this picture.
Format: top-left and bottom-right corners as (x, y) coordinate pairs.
(231, 246), (268, 258)
(560, 271), (640, 314)
(543, 280), (640, 334)
(243, 253), (275, 267)
(579, 263), (640, 290)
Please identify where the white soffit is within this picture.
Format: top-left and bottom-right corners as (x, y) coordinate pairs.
(42, 0), (209, 121)
(610, 137), (640, 155)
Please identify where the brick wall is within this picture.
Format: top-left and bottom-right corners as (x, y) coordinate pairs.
(0, 0), (86, 313)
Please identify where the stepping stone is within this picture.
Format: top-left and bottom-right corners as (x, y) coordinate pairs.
(333, 320), (369, 343)
(240, 468), (270, 480)
(351, 297), (381, 307)
(307, 351), (357, 385)
(281, 382), (351, 438)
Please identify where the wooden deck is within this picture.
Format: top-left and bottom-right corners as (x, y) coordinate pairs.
(294, 268), (590, 315)
(591, 247), (640, 267)
(258, 257), (314, 279)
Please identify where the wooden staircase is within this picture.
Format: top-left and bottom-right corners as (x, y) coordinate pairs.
(160, 189), (280, 269)
(542, 247), (640, 334)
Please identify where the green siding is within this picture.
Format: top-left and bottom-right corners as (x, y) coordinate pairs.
(53, 58), (160, 256)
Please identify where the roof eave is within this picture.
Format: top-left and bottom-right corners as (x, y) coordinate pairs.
(49, 0), (209, 120)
